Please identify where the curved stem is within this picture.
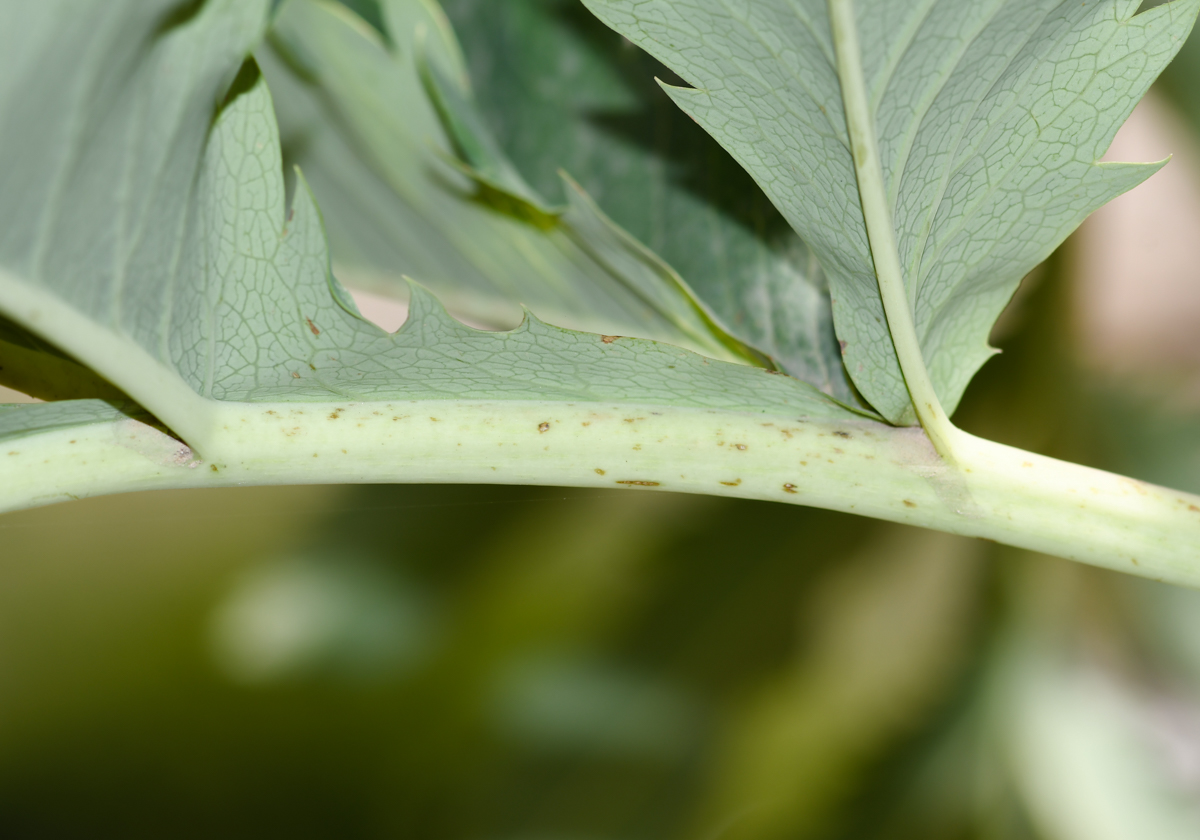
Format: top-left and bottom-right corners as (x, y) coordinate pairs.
(4, 399), (1200, 586)
(828, 0), (959, 459)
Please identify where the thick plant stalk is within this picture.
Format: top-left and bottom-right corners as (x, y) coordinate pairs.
(4, 400), (1199, 587)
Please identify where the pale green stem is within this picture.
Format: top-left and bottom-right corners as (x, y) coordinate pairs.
(4, 400), (1200, 587)
(828, 0), (959, 459)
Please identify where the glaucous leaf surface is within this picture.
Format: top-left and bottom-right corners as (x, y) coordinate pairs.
(583, 0), (1198, 423)
(259, 0), (759, 365)
(0, 0), (853, 450)
(438, 0), (855, 402)
(0, 400), (148, 446)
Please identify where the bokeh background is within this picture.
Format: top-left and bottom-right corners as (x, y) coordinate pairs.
(3, 1), (1200, 837)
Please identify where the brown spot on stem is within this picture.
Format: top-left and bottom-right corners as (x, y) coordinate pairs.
(782, 483), (797, 494)
(735, 444), (747, 451)
(833, 430), (851, 439)
(616, 480), (660, 487)
(210, 464), (218, 473)
(538, 422), (550, 433)
(903, 500), (917, 508)
(720, 479), (742, 487)
(594, 468), (606, 475)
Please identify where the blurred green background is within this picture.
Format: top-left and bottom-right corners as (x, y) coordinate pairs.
(3, 1), (1200, 837)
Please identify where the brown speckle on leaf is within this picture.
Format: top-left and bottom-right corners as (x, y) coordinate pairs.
(601, 335), (620, 344)
(292, 371), (301, 378)
(538, 422), (550, 433)
(838, 340), (847, 355)
(306, 317), (320, 336)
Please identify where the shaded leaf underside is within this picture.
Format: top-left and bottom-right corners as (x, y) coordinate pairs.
(0, 0), (855, 456)
(259, 0), (762, 367)
(436, 0), (856, 401)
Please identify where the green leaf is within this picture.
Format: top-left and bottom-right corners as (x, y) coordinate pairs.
(0, 0), (851, 456)
(417, 42), (562, 216)
(582, 0), (1199, 424)
(415, 47), (777, 373)
(258, 0), (762, 365)
(0, 400), (149, 446)
(439, 0), (856, 402)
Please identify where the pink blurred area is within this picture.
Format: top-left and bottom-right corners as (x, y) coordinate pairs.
(1075, 91), (1200, 391)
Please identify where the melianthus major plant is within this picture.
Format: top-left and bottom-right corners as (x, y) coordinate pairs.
(1, 0), (1198, 583)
